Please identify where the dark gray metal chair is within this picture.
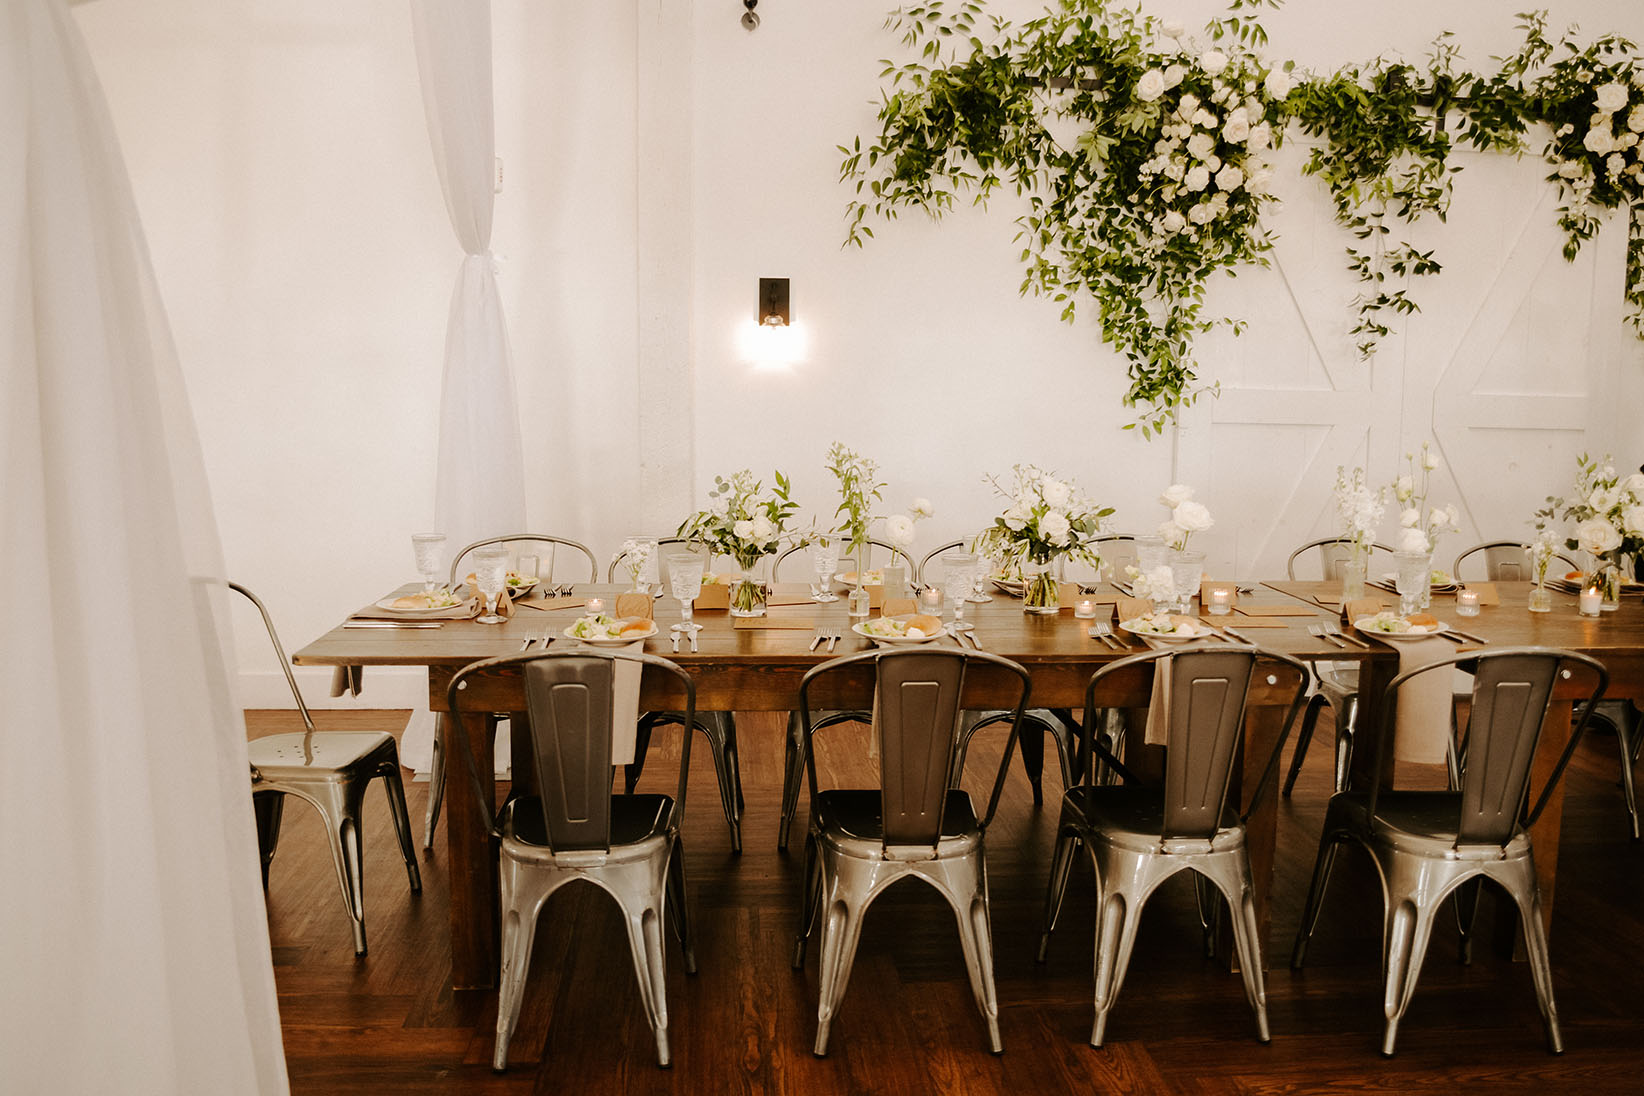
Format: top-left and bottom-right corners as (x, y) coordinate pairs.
(237, 582), (421, 957)
(1290, 647), (1608, 1056)
(1037, 643), (1310, 1047)
(792, 647), (1031, 1055)
(425, 533), (602, 849)
(1450, 539), (1579, 584)
(446, 649), (698, 1071)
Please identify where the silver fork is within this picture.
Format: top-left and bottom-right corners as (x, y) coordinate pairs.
(825, 628), (841, 654)
(1321, 621), (1368, 648)
(809, 627), (829, 652)
(1090, 621), (1120, 649)
(1309, 623), (1347, 648)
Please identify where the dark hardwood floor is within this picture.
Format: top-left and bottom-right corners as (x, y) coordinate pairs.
(252, 708), (1644, 1094)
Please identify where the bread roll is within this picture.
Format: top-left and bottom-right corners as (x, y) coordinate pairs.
(1407, 613), (1440, 629)
(391, 595), (425, 609)
(906, 614), (943, 634)
(619, 617), (653, 637)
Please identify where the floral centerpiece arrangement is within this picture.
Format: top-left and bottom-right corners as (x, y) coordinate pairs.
(1537, 453), (1644, 608)
(1390, 442), (1459, 598)
(975, 465), (1113, 613)
(1331, 465), (1386, 598)
(1525, 527), (1563, 613)
(824, 443), (931, 600)
(613, 536), (657, 592)
(1125, 562), (1179, 615)
(1158, 484), (1214, 550)
(677, 468), (798, 616)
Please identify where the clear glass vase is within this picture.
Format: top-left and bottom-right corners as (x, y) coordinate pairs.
(729, 559), (768, 617)
(1339, 542), (1369, 602)
(1022, 559), (1060, 614)
(1590, 561), (1624, 612)
(1170, 549), (1205, 614)
(1527, 582), (1553, 613)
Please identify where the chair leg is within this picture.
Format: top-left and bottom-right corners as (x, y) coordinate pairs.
(619, 889), (673, 1067)
(625, 718), (655, 795)
(813, 872), (870, 1057)
(1332, 697), (1358, 793)
(1018, 721), (1045, 805)
(1283, 694), (1327, 797)
(666, 838), (697, 975)
(1290, 834), (1342, 969)
(793, 830), (823, 968)
(778, 713), (807, 852)
(1089, 868), (1147, 1047)
(1617, 722), (1641, 841)
(1200, 855), (1269, 1043)
(718, 712), (745, 814)
(493, 864), (542, 1072)
(423, 717), (445, 850)
(321, 782), (370, 956)
(1503, 864), (1563, 1054)
(1454, 876), (1483, 965)
(1379, 895), (1439, 1056)
(1037, 828), (1080, 962)
(1192, 871), (1222, 959)
(702, 717), (742, 855)
(943, 860), (1003, 1053)
(380, 762), (422, 894)
(253, 790), (284, 890)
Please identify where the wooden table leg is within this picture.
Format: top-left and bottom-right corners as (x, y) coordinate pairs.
(445, 709), (500, 990)
(1239, 702), (1284, 962)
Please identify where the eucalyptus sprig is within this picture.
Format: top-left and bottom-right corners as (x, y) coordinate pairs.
(825, 442), (886, 558)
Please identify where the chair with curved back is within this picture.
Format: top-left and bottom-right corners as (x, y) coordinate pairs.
(424, 534), (602, 849)
(1451, 539), (1579, 583)
(1036, 643), (1309, 1047)
(1281, 536), (1394, 798)
(792, 646), (1031, 1055)
(1290, 647), (1608, 1055)
(238, 582), (421, 957)
(446, 648), (699, 1071)
(771, 536), (914, 585)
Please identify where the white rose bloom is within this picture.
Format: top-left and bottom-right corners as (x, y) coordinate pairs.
(732, 519), (755, 540)
(1245, 167), (1273, 194)
(1163, 64), (1185, 89)
(1623, 472), (1644, 495)
(1395, 474), (1414, 501)
(1396, 527), (1431, 553)
(1185, 165), (1211, 192)
(1177, 93), (1200, 117)
(1596, 82), (1631, 113)
(1592, 111), (1611, 129)
(1193, 109), (1218, 129)
(1400, 507), (1420, 528)
(1187, 203), (1214, 227)
(1003, 506), (1028, 532)
(1609, 152), (1628, 176)
(1578, 517), (1623, 554)
(1187, 133), (1215, 161)
(1160, 483), (1195, 507)
(1247, 122), (1273, 151)
(1621, 131), (1639, 149)
(1585, 126), (1617, 154)
(1623, 505), (1644, 536)
(1263, 68), (1291, 100)
(1630, 105), (1644, 133)
(1200, 49), (1228, 76)
(1159, 519), (1187, 547)
(1216, 164), (1245, 191)
(885, 513), (916, 547)
(1136, 69), (1166, 102)
(1041, 479), (1072, 507)
(1173, 500), (1215, 533)
(910, 496), (934, 519)
(1591, 486), (1620, 512)
(1161, 18), (1185, 38)
(1040, 511), (1072, 544)
(1205, 154), (1223, 173)
(750, 515), (774, 541)
(1222, 115), (1251, 143)
(1558, 160), (1584, 179)
(1161, 209), (1187, 233)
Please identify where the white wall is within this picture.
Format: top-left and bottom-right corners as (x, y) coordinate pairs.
(73, 0), (1644, 707)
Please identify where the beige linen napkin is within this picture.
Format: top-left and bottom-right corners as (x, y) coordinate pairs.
(1391, 638), (1455, 765)
(609, 644), (644, 766)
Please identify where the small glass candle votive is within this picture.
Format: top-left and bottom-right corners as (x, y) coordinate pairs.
(920, 586), (943, 616)
(1455, 589), (1480, 617)
(585, 596), (606, 616)
(1579, 587), (1602, 617)
(1073, 599), (1098, 619)
(1205, 587), (1233, 616)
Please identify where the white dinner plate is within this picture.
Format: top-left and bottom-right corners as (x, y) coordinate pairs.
(1117, 616), (1210, 642)
(991, 576), (1027, 597)
(1352, 616), (1450, 641)
(563, 622), (658, 645)
(835, 570), (885, 588)
(1377, 572), (1458, 593)
(505, 575), (539, 596)
(375, 594), (462, 614)
(851, 620), (946, 645)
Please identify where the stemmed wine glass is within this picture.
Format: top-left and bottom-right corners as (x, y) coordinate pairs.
(668, 552), (707, 644)
(811, 536), (839, 603)
(943, 553), (977, 632)
(411, 533), (447, 594)
(1393, 550), (1431, 617)
(968, 542), (995, 603)
(472, 546), (509, 624)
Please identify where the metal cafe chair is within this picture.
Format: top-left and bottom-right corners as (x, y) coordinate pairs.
(446, 649), (699, 1071)
(1036, 643), (1308, 1047)
(792, 647), (1031, 1055)
(1290, 647), (1608, 1055)
(425, 532), (601, 849)
(237, 582), (421, 957)
(1450, 539), (1579, 584)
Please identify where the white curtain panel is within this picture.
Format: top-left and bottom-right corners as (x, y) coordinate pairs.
(0, 2), (286, 1092)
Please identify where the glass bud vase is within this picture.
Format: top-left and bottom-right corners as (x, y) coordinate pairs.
(1339, 545), (1368, 602)
(729, 559), (767, 617)
(1592, 562), (1624, 612)
(1022, 559), (1060, 615)
(1527, 582), (1553, 613)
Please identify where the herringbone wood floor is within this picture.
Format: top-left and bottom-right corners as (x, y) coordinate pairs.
(250, 709), (1644, 1094)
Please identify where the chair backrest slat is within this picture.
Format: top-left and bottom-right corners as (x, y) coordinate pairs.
(1162, 649), (1255, 839)
(878, 652), (966, 847)
(525, 657), (615, 850)
(1287, 537), (1393, 581)
(1455, 654), (1556, 845)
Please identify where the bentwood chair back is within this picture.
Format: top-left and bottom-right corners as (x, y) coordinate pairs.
(447, 650), (698, 1071)
(606, 536), (707, 583)
(1286, 536), (1394, 581)
(1451, 539), (1579, 583)
(772, 536), (914, 583)
(792, 647), (1031, 1055)
(1291, 647), (1608, 1055)
(237, 582), (421, 957)
(1037, 644), (1309, 1047)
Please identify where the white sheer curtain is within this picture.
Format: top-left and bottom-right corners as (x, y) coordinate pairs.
(403, 0), (527, 772)
(0, 2), (286, 1092)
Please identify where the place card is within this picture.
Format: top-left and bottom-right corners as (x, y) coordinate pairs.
(1116, 595), (1153, 621)
(1459, 581), (1500, 606)
(516, 596), (588, 613)
(615, 592), (654, 620)
(696, 581), (731, 610)
(1342, 596), (1387, 625)
(882, 597), (919, 617)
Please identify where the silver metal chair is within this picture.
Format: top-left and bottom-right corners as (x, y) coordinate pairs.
(771, 536), (913, 583)
(1290, 647), (1608, 1056)
(425, 532), (602, 849)
(607, 535), (701, 583)
(1450, 539), (1579, 583)
(1036, 643), (1309, 1047)
(237, 582), (421, 957)
(792, 647), (1031, 1055)
(446, 649), (698, 1071)
(1281, 537), (1393, 798)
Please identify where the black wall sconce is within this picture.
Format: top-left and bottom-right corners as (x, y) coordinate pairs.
(758, 277), (789, 326)
(741, 0), (760, 32)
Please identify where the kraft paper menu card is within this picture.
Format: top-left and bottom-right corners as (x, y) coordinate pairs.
(1235, 603), (1317, 617)
(1116, 595), (1153, 622)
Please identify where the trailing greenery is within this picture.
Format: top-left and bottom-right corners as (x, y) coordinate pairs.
(842, 1), (1644, 432)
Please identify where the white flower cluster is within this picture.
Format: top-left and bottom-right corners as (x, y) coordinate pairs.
(1157, 483), (1214, 550)
(1557, 455), (1644, 559)
(1332, 465), (1386, 547)
(1561, 80), (1644, 187)
(1124, 563), (1178, 603)
(682, 468), (796, 568)
(1390, 442), (1457, 554)
(885, 498), (934, 547)
(980, 464), (1111, 567)
(615, 537), (656, 585)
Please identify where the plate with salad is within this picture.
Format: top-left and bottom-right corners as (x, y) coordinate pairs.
(563, 614), (658, 645)
(375, 589), (463, 613)
(1352, 611), (1449, 641)
(1117, 614), (1210, 642)
(852, 614), (946, 645)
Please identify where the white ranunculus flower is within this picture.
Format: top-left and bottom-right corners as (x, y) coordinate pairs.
(1188, 202), (1214, 225)
(732, 519), (755, 540)
(1623, 505), (1644, 536)
(1429, 508), (1450, 530)
(1263, 68), (1291, 100)
(1609, 152), (1628, 176)
(1041, 479), (1071, 507)
(885, 513), (915, 547)
(1040, 511), (1072, 544)
(750, 515), (774, 541)
(1222, 114), (1250, 143)
(1578, 517), (1623, 554)
(1185, 165), (1211, 192)
(1400, 507), (1420, 528)
(1423, 450), (1439, 471)
(1161, 18), (1185, 38)
(1199, 49), (1228, 76)
(1591, 486), (1620, 512)
(1623, 472), (1644, 495)
(911, 497), (934, 519)
(1173, 500), (1214, 533)
(1558, 160), (1584, 179)
(1585, 126), (1617, 154)
(1177, 93), (1200, 118)
(1216, 164), (1245, 191)
(1193, 109), (1218, 129)
(1002, 506), (1028, 532)
(1394, 474), (1414, 501)
(1163, 64), (1185, 89)
(1396, 527), (1430, 553)
(1186, 132), (1215, 160)
(1160, 483), (1194, 507)
(1630, 105), (1644, 133)
(1136, 69), (1166, 102)
(1161, 209), (1187, 233)
(1444, 504), (1460, 529)
(1596, 82), (1631, 113)
(1159, 519), (1187, 546)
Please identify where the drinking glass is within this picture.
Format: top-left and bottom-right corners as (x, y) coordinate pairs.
(1393, 550), (1432, 616)
(668, 552), (706, 636)
(1134, 535), (1169, 575)
(1169, 550), (1205, 614)
(968, 544), (995, 603)
(472, 546), (509, 624)
(411, 533), (447, 593)
(943, 554), (976, 630)
(811, 536), (839, 603)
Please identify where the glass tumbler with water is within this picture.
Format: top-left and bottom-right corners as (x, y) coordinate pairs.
(811, 536), (839, 603)
(472, 546), (509, 624)
(411, 533), (447, 593)
(667, 552), (707, 635)
(943, 554), (976, 630)
(1393, 551), (1431, 616)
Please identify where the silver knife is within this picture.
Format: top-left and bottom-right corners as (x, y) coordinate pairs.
(344, 621), (443, 629)
(1222, 625), (1254, 644)
(1446, 627), (1489, 644)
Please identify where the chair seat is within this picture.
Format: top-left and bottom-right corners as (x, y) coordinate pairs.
(502, 794), (673, 862)
(813, 788), (980, 855)
(248, 731), (396, 778)
(1060, 785), (1245, 854)
(1326, 790), (1532, 859)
